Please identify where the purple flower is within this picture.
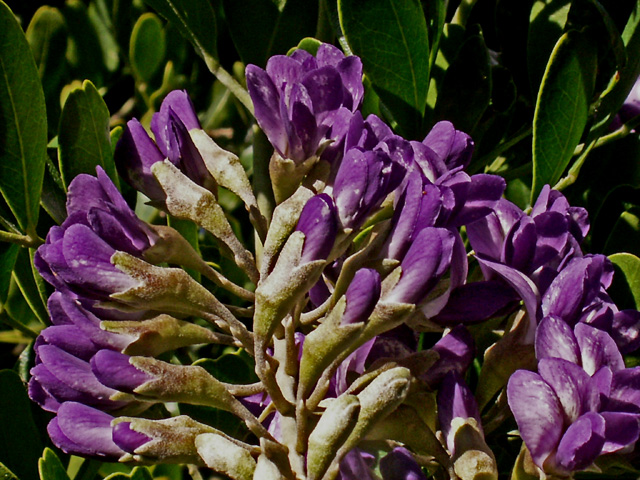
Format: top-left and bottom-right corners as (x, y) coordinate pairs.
(295, 193), (338, 263)
(610, 75), (640, 130)
(421, 121), (474, 172)
(508, 317), (640, 475)
(91, 350), (154, 394)
(421, 325), (475, 387)
(379, 447), (428, 480)
(246, 43), (363, 163)
(437, 372), (483, 455)
(385, 227), (455, 305)
(332, 146), (405, 230)
(115, 90), (215, 199)
(341, 268), (381, 325)
(112, 422), (153, 454)
(34, 167), (156, 300)
(47, 402), (126, 459)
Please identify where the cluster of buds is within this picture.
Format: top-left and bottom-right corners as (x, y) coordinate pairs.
(27, 42), (640, 480)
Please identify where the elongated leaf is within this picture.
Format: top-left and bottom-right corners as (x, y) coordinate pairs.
(130, 13), (166, 83)
(0, 369), (44, 480)
(527, 0), (571, 93)
(0, 242), (19, 304)
(531, 30), (597, 201)
(26, 6), (68, 137)
(223, 0), (319, 67)
(58, 80), (117, 189)
(339, 0), (429, 139)
(610, 253), (640, 311)
(143, 0), (217, 61)
(39, 449), (70, 480)
(12, 247), (48, 325)
(0, 0), (47, 232)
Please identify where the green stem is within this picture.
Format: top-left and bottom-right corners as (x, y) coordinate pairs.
(203, 54), (254, 115)
(473, 126), (532, 175)
(0, 310), (39, 338)
(554, 138), (598, 191)
(0, 230), (43, 248)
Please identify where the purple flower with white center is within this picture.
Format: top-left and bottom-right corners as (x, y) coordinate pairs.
(115, 90), (215, 199)
(507, 317), (640, 475)
(47, 402), (126, 459)
(295, 193), (338, 263)
(246, 43), (363, 163)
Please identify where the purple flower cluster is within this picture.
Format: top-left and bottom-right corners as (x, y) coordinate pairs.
(26, 39), (640, 479)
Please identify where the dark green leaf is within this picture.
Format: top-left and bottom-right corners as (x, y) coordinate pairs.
(604, 208), (640, 257)
(130, 13), (166, 83)
(40, 157), (67, 225)
(339, 0), (429, 139)
(87, 1), (120, 73)
(167, 216), (201, 281)
(143, 0), (217, 62)
(62, 0), (106, 86)
(223, 0), (319, 67)
(25, 6), (68, 137)
(38, 449), (70, 480)
(0, 0), (47, 233)
(531, 30), (597, 201)
(588, 1), (640, 141)
(58, 80), (117, 189)
(609, 253), (640, 311)
(527, 0), (571, 94)
(0, 243), (19, 304)
(0, 369), (44, 480)
(432, 29), (491, 135)
(12, 248), (48, 325)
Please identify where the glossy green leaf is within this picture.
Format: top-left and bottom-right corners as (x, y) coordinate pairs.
(531, 30), (597, 201)
(339, 0), (429, 139)
(0, 0), (47, 233)
(143, 0), (217, 62)
(0, 370), (43, 480)
(527, 0), (571, 93)
(609, 253), (640, 311)
(0, 463), (18, 480)
(87, 1), (119, 73)
(38, 449), (70, 480)
(432, 29), (491, 135)
(130, 13), (166, 83)
(223, 0), (319, 67)
(604, 209), (640, 257)
(58, 80), (117, 189)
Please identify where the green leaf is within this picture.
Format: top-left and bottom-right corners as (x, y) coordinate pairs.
(339, 0), (429, 139)
(25, 6), (68, 137)
(130, 13), (166, 83)
(0, 0), (47, 233)
(527, 0), (571, 94)
(143, 0), (217, 62)
(0, 370), (44, 480)
(531, 30), (597, 201)
(0, 463), (19, 480)
(609, 253), (640, 311)
(12, 247), (48, 325)
(58, 80), (117, 189)
(588, 2), (640, 141)
(223, 0), (319, 67)
(87, 1), (119, 73)
(0, 243), (19, 304)
(38, 449), (70, 480)
(103, 467), (152, 480)
(604, 208), (640, 257)
(432, 29), (492, 135)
